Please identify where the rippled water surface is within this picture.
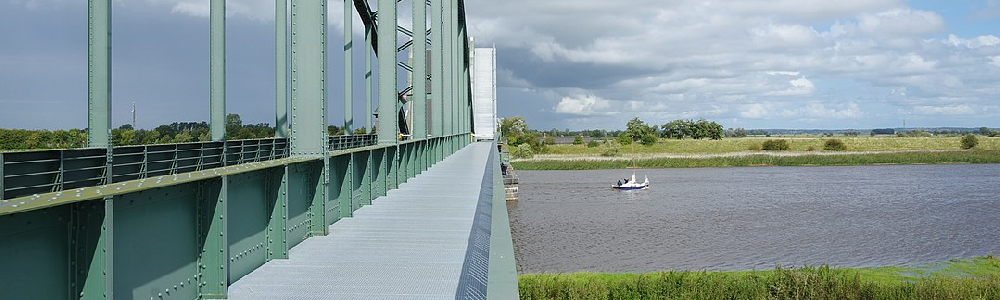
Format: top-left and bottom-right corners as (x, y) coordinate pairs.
(508, 164), (1000, 274)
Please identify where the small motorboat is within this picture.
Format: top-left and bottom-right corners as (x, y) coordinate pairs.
(612, 172), (649, 190)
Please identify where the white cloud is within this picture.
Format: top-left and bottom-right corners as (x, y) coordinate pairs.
(767, 76), (817, 96)
(740, 102), (862, 120)
(856, 8), (944, 38)
(554, 95), (613, 116)
(945, 34), (1000, 48)
(913, 105), (975, 115)
(170, 2), (207, 17)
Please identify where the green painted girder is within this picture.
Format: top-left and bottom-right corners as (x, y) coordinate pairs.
(210, 0), (226, 141)
(289, 0), (328, 156)
(275, 0), (288, 138)
(343, 0), (354, 136)
(376, 0), (398, 145)
(87, 0), (111, 149)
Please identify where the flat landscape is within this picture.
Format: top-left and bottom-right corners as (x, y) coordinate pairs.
(511, 136), (1000, 170)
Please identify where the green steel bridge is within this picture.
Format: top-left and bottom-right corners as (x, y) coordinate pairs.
(0, 0), (517, 299)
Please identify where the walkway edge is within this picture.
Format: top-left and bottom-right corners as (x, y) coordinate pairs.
(486, 145), (519, 299)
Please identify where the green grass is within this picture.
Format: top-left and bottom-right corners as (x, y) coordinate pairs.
(545, 137), (1000, 155)
(519, 256), (1000, 300)
(512, 150), (1000, 170)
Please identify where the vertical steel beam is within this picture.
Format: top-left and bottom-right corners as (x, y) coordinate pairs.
(412, 0), (427, 140)
(86, 1), (111, 149)
(210, 0), (226, 141)
(343, 0), (354, 135)
(275, 0), (288, 138)
(267, 167), (289, 260)
(365, 29), (373, 134)
(339, 157), (353, 218)
(88, 0), (111, 148)
(447, 0), (457, 139)
(377, 0), (398, 144)
(103, 199), (114, 299)
(430, 0), (443, 139)
(289, 0), (327, 156)
(200, 178), (228, 298)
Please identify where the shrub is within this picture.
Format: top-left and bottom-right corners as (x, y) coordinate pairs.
(824, 139), (847, 151)
(761, 139), (790, 151)
(748, 144), (762, 151)
(961, 134), (979, 149)
(511, 143), (534, 159)
(807, 146), (816, 151)
(572, 136), (584, 145)
(543, 137), (556, 145)
(601, 142), (620, 157)
(586, 140), (600, 148)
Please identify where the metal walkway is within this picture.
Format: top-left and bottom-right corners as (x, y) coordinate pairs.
(228, 142), (501, 299)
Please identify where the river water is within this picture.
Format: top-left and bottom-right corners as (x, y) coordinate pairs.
(508, 164), (1000, 274)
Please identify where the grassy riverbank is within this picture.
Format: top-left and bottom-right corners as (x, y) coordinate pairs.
(511, 136), (1000, 170)
(519, 256), (1000, 300)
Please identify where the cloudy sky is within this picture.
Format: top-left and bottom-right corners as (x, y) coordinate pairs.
(2, 0), (999, 131)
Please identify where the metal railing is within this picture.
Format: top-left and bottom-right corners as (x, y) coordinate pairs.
(329, 134), (377, 150)
(0, 135), (389, 200)
(1, 138), (279, 199)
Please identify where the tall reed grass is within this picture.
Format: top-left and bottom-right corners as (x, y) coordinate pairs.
(543, 137), (1000, 155)
(519, 256), (1000, 300)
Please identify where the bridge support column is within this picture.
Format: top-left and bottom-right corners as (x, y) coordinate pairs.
(199, 178), (228, 299)
(210, 0), (226, 141)
(412, 0), (428, 141)
(289, 0), (329, 237)
(377, 0), (398, 145)
(267, 167), (289, 259)
(275, 0), (288, 138)
(87, 0), (111, 149)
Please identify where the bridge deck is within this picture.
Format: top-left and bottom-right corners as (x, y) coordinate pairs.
(228, 142), (496, 299)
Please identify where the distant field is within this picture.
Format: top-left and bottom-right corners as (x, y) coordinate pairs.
(541, 136), (1000, 155)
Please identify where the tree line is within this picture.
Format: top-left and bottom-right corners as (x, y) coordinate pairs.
(0, 114), (280, 150)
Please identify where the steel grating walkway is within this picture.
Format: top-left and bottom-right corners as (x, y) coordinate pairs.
(228, 142), (495, 299)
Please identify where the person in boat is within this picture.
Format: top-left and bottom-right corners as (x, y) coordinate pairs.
(617, 179), (622, 186)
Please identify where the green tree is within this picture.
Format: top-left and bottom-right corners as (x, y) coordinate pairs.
(173, 130), (195, 143)
(573, 135), (584, 145)
(661, 120), (689, 139)
(619, 117), (658, 146)
(499, 116), (545, 152)
(511, 143), (534, 159)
